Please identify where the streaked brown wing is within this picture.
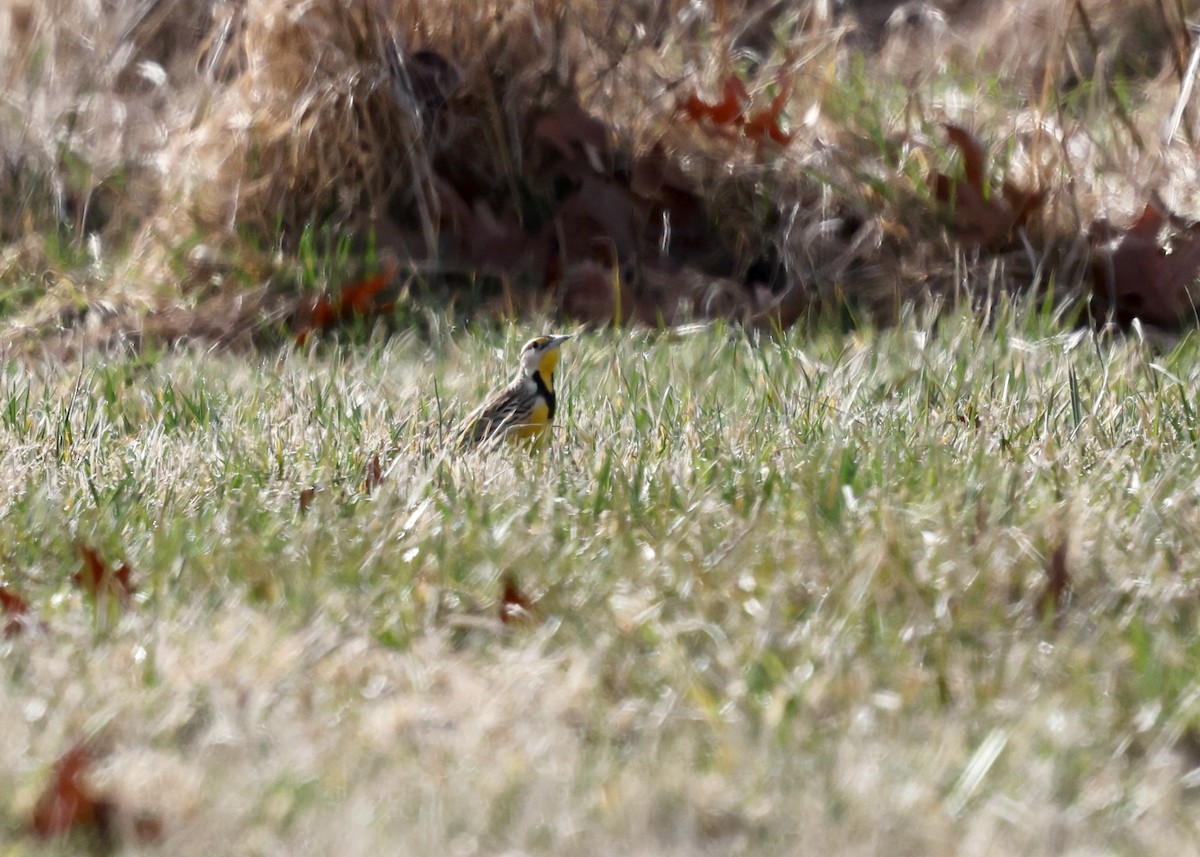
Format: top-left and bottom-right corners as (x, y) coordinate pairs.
(457, 380), (537, 448)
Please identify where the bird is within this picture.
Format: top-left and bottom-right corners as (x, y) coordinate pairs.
(456, 334), (572, 449)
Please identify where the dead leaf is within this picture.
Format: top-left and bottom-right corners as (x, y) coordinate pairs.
(0, 584), (33, 636)
(946, 124), (986, 192)
(298, 486), (318, 511)
(432, 177), (546, 275)
(681, 77), (749, 127)
(557, 260), (636, 325)
(681, 77), (794, 149)
(554, 175), (640, 265)
(534, 101), (610, 171)
(499, 573), (536, 626)
(295, 257), (401, 343)
(466, 199), (544, 271)
(29, 742), (163, 847)
(1000, 181), (1045, 231)
(130, 812), (164, 843)
(932, 124), (1043, 248)
(298, 296), (338, 342)
(1090, 201), (1200, 328)
(743, 84), (795, 148)
(74, 545), (135, 606)
(628, 142), (710, 257)
(1035, 539), (1070, 624)
(629, 141), (692, 200)
(363, 453), (384, 496)
(339, 271), (392, 317)
(29, 744), (115, 841)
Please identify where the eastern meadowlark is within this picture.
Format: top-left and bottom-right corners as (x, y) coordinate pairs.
(456, 334), (571, 448)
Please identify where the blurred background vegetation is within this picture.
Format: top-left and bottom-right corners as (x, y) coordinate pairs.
(1, 0), (1199, 354)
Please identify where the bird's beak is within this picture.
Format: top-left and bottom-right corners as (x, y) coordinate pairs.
(547, 334), (572, 348)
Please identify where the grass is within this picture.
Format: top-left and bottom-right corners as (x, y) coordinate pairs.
(3, 1), (1199, 851)
(4, 302), (1200, 853)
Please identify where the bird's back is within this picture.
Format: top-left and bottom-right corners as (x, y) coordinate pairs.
(457, 375), (546, 448)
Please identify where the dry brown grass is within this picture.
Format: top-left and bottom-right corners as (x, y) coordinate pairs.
(2, 0), (1200, 351)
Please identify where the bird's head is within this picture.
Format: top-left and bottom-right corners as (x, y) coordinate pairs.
(519, 334), (571, 381)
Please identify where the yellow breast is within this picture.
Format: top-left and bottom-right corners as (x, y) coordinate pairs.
(508, 399), (551, 441)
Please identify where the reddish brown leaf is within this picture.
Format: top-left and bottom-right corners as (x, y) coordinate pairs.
(30, 744), (112, 840)
(298, 486), (318, 511)
(499, 573), (536, 626)
(294, 257), (401, 343)
(682, 77), (793, 149)
(363, 453), (384, 496)
(944, 124), (986, 195)
(433, 178), (546, 276)
(1129, 202), (1169, 237)
(130, 811), (164, 843)
(681, 92), (712, 124)
(1035, 539), (1071, 623)
(0, 584), (32, 636)
(339, 270), (391, 316)
(307, 295), (338, 330)
(932, 124), (1042, 248)
(30, 742), (159, 846)
(711, 78), (749, 125)
(1001, 181), (1045, 229)
(743, 85), (795, 148)
(74, 545), (135, 605)
(682, 77), (750, 127)
(1090, 201), (1200, 328)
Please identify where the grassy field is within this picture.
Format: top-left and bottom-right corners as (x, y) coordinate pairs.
(4, 304), (1200, 853)
(5, 1), (1200, 852)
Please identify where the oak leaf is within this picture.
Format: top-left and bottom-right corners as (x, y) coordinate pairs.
(1035, 539), (1071, 624)
(743, 85), (795, 148)
(30, 742), (164, 846)
(553, 175), (640, 265)
(1090, 201), (1200, 328)
(533, 101), (610, 171)
(556, 260), (637, 325)
(295, 257), (401, 343)
(932, 124), (1043, 248)
(74, 545), (135, 606)
(499, 573), (536, 626)
(681, 77), (794, 149)
(363, 453), (384, 496)
(29, 744), (115, 841)
(682, 77), (749, 127)
(0, 583), (33, 636)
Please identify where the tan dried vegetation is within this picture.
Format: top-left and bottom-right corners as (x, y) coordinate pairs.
(1, 0), (1200, 354)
